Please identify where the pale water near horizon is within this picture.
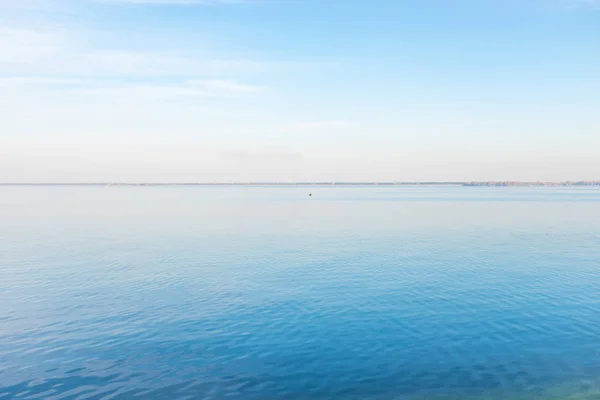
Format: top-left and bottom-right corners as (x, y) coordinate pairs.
(1, 186), (600, 399)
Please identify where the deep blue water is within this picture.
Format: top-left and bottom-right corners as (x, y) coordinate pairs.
(1, 186), (600, 399)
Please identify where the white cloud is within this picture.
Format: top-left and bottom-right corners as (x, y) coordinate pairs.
(80, 79), (263, 101)
(0, 77), (86, 86)
(285, 121), (355, 132)
(546, 0), (600, 8)
(0, 28), (63, 62)
(97, 0), (251, 4)
(1, 44), (268, 78)
(187, 79), (263, 93)
(78, 50), (265, 76)
(82, 85), (205, 100)
(0, 25), (271, 79)
(0, 0), (51, 9)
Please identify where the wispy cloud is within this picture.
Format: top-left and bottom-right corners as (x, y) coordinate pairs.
(0, 28), (62, 62)
(0, 0), (47, 8)
(97, 0), (253, 4)
(0, 77), (86, 86)
(285, 121), (355, 132)
(81, 79), (264, 100)
(545, 0), (600, 8)
(0, 26), (271, 79)
(187, 79), (264, 93)
(82, 85), (202, 101)
(0, 0), (256, 8)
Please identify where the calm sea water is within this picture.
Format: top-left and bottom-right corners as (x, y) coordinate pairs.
(1, 186), (600, 399)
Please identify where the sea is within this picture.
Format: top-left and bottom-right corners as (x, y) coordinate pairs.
(1, 185), (600, 399)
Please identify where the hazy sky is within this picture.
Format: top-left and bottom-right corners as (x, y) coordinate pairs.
(1, 0), (599, 182)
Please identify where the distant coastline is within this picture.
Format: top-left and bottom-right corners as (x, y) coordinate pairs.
(1, 181), (599, 187)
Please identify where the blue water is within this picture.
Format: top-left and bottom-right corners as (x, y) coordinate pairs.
(1, 186), (600, 399)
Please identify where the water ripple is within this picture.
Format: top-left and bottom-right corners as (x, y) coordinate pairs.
(1, 187), (600, 399)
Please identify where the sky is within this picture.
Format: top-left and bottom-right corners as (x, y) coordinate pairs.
(0, 0), (599, 182)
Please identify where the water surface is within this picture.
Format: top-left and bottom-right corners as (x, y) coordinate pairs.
(1, 186), (600, 399)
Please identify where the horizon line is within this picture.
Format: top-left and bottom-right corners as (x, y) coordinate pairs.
(1, 181), (600, 187)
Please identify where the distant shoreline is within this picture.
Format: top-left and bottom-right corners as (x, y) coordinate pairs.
(1, 182), (599, 187)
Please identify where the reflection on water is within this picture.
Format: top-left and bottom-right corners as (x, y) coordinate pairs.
(1, 186), (600, 399)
